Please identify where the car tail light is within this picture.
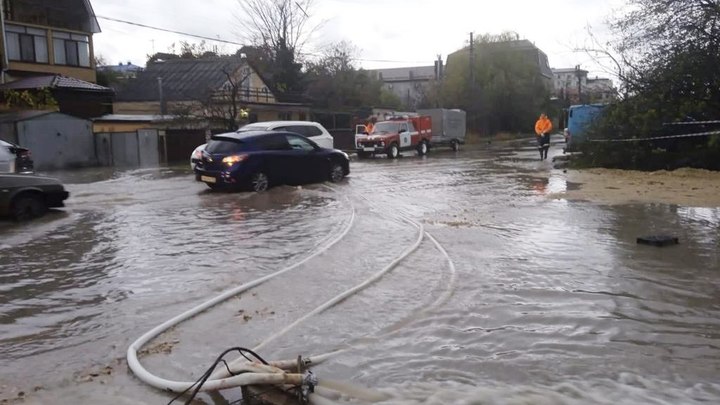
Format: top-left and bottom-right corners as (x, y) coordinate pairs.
(192, 149), (202, 160)
(222, 154), (248, 166)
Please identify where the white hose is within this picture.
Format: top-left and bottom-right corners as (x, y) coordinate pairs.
(212, 215), (425, 380)
(227, 215), (457, 403)
(128, 186), (457, 402)
(255, 217), (424, 351)
(126, 195), (356, 393)
(216, 216), (458, 404)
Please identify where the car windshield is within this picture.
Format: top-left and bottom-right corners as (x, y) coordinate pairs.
(371, 122), (400, 134)
(205, 139), (251, 154)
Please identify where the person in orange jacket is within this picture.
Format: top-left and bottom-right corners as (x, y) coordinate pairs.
(365, 120), (374, 135)
(534, 113), (553, 160)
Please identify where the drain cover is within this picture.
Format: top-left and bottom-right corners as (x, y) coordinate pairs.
(637, 235), (679, 247)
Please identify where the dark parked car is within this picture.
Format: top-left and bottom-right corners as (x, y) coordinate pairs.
(0, 140), (34, 173)
(194, 131), (350, 192)
(0, 174), (69, 220)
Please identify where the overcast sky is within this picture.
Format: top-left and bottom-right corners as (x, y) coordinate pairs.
(92, 0), (627, 79)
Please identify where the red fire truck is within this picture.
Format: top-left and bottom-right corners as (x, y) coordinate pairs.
(355, 115), (432, 159)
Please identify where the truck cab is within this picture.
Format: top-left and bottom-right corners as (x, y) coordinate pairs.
(355, 116), (432, 159)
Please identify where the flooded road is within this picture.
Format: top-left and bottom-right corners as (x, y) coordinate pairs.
(1, 139), (719, 404)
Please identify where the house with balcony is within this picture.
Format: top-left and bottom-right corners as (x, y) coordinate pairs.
(1, 0), (100, 82)
(0, 0), (113, 119)
(114, 55), (310, 129)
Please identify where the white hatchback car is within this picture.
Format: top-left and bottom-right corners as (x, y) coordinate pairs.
(190, 121), (335, 170)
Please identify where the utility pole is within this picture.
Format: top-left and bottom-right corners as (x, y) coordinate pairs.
(435, 54), (443, 108)
(575, 65), (583, 103)
(158, 77), (167, 115)
(0, 1), (9, 84)
(469, 32), (475, 87)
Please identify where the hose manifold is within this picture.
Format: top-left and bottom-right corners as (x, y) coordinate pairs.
(299, 370), (318, 404)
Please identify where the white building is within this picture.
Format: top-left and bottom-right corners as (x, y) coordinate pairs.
(552, 66), (615, 103)
(367, 65), (439, 110)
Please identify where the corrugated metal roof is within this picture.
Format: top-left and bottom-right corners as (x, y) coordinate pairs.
(0, 75), (112, 92)
(116, 57), (249, 102)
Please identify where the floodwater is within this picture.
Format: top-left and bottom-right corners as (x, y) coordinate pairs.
(1, 138), (719, 404)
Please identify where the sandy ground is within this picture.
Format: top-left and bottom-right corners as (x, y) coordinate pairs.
(550, 167), (720, 207)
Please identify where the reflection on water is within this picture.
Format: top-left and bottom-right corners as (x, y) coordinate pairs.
(1, 148), (719, 404)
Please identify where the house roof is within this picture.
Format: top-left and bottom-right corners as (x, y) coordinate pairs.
(82, 0), (102, 33)
(0, 75), (113, 92)
(8, 0), (101, 33)
(552, 68), (589, 74)
(92, 114), (177, 122)
(116, 57), (261, 103)
(368, 66), (436, 82)
(100, 62), (144, 74)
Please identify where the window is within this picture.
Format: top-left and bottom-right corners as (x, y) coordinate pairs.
(278, 112), (292, 120)
(256, 134), (290, 151)
(53, 31), (90, 67)
(276, 125), (321, 138)
(206, 139), (249, 154)
(303, 125), (322, 137)
(286, 135), (316, 151)
(5, 24), (48, 63)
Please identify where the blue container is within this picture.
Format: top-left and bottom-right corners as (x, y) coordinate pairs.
(567, 104), (607, 146)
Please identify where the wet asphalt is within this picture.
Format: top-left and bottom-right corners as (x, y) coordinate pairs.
(1, 137), (719, 404)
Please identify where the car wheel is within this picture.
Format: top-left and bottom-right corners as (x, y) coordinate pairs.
(12, 194), (47, 221)
(451, 140), (460, 152)
(387, 143), (399, 159)
(250, 172), (269, 192)
(417, 141), (428, 156)
(329, 162), (345, 183)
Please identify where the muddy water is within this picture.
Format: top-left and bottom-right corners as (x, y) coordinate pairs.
(1, 140), (719, 404)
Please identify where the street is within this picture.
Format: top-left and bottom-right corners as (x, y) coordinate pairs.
(2, 139), (719, 404)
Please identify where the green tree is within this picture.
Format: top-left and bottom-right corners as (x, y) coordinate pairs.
(443, 33), (550, 135)
(304, 41), (384, 109)
(578, 0), (720, 169)
(3, 88), (58, 110)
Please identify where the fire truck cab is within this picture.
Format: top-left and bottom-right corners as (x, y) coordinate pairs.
(355, 115), (432, 159)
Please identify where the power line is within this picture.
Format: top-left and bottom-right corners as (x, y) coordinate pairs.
(96, 14), (434, 65)
(95, 15), (245, 46)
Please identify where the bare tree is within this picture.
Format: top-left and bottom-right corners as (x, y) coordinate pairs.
(200, 68), (253, 131)
(235, 0), (318, 55)
(310, 40), (358, 74)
